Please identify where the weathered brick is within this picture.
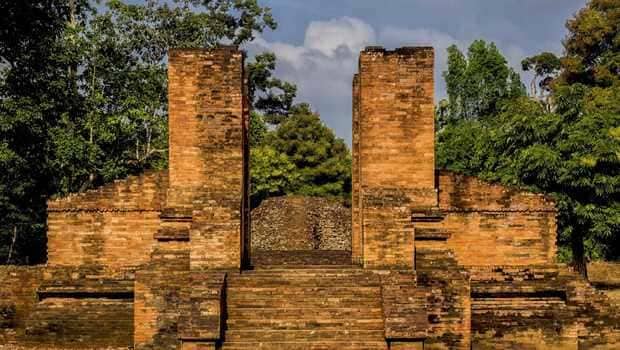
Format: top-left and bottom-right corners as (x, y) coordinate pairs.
(1, 45), (619, 350)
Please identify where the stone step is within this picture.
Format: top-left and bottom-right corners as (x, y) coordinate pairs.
(228, 286), (381, 295)
(221, 341), (388, 349)
(233, 268), (373, 276)
(251, 250), (353, 266)
(227, 297), (382, 309)
(223, 268), (385, 346)
(226, 307), (384, 319)
(226, 318), (384, 330)
(227, 272), (381, 287)
(227, 281), (381, 288)
(224, 329), (385, 342)
(252, 264), (358, 270)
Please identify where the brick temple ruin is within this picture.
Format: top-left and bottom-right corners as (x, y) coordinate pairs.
(1, 46), (620, 349)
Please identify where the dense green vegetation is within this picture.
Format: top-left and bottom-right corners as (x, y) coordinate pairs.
(250, 104), (351, 207)
(437, 0), (619, 276)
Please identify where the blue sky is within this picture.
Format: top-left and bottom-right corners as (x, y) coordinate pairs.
(243, 0), (587, 143)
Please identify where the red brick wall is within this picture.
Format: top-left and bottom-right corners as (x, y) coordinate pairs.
(47, 171), (167, 269)
(357, 47), (436, 268)
(438, 171), (557, 266)
(134, 242), (190, 349)
(168, 48), (248, 270)
(358, 47), (436, 206)
(0, 266), (43, 344)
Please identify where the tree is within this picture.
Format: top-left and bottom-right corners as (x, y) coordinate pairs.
(438, 92), (620, 277)
(439, 2), (620, 276)
(266, 104), (351, 201)
(442, 40), (525, 123)
(521, 52), (562, 101)
(246, 52), (297, 125)
(250, 145), (298, 207)
(560, 0), (620, 87)
(0, 0), (87, 263)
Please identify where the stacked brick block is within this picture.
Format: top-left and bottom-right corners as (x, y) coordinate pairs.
(589, 262), (620, 305)
(134, 47), (247, 349)
(0, 267), (43, 346)
(47, 171), (167, 269)
(356, 47), (437, 269)
(470, 265), (620, 349)
(437, 171), (557, 266)
(167, 48), (249, 270)
(352, 74), (362, 264)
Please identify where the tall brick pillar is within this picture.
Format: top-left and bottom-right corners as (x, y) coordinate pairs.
(167, 47), (249, 270)
(357, 46), (436, 269)
(351, 74), (363, 265)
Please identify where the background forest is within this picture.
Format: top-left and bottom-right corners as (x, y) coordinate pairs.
(0, 0), (617, 277)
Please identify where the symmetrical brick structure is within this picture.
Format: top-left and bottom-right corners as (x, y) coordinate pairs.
(1, 46), (620, 350)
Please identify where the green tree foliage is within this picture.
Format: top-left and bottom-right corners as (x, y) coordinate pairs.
(250, 145), (298, 207)
(442, 40), (525, 125)
(438, 94), (620, 276)
(0, 0), (88, 264)
(521, 52), (562, 99)
(560, 0), (620, 87)
(246, 52), (297, 125)
(438, 2), (620, 276)
(268, 104), (351, 199)
(250, 104), (352, 206)
(0, 0), (277, 264)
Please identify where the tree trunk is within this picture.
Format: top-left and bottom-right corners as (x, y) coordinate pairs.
(571, 231), (588, 279)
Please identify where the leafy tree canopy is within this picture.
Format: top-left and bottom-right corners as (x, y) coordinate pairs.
(250, 104), (352, 207)
(560, 0), (620, 87)
(247, 52), (297, 125)
(440, 40), (525, 126)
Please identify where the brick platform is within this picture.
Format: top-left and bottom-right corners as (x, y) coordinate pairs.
(1, 46), (620, 350)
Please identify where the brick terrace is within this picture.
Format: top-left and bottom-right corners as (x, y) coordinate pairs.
(1, 46), (619, 350)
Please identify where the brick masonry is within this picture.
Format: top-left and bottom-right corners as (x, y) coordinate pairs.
(357, 47), (436, 269)
(47, 171), (167, 270)
(1, 46), (620, 349)
(352, 73), (362, 264)
(167, 48), (249, 270)
(251, 196), (351, 251)
(437, 171), (557, 266)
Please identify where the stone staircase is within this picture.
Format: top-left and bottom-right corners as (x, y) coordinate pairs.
(221, 266), (387, 349)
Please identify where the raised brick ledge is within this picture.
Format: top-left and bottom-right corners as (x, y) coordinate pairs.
(439, 208), (558, 213)
(178, 272), (226, 342)
(415, 228), (451, 241)
(154, 228), (190, 242)
(47, 208), (161, 213)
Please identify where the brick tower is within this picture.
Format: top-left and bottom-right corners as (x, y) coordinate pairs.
(166, 47), (250, 270)
(353, 47), (436, 269)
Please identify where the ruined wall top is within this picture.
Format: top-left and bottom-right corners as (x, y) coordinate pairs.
(362, 46), (434, 57)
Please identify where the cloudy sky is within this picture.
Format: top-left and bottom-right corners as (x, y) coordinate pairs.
(243, 0), (587, 143)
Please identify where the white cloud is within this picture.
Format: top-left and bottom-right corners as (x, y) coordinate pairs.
(304, 17), (376, 57)
(245, 17), (529, 143)
(246, 17), (378, 142)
